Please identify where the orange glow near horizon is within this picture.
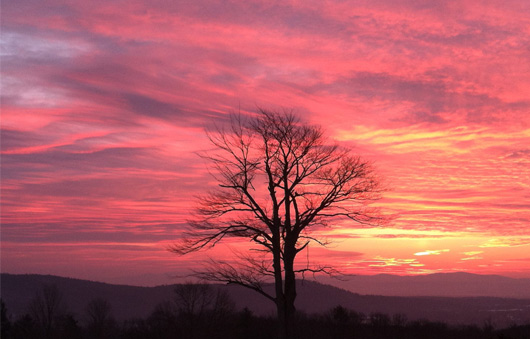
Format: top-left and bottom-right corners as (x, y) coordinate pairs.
(1, 0), (529, 286)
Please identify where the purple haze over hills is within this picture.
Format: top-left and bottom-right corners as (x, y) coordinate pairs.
(317, 272), (530, 299)
(2, 272), (530, 327)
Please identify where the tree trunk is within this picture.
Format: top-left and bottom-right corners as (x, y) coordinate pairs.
(276, 299), (287, 339)
(272, 232), (288, 339)
(272, 242), (298, 339)
(283, 249), (297, 339)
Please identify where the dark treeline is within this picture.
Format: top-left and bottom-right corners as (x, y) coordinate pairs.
(2, 283), (529, 339)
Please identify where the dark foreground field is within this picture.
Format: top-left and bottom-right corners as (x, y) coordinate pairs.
(2, 274), (529, 339)
(3, 300), (530, 339)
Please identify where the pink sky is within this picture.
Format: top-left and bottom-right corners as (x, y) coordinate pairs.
(2, 0), (530, 286)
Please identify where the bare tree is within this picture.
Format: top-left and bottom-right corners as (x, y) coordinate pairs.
(85, 298), (116, 339)
(171, 109), (383, 338)
(174, 283), (235, 318)
(28, 284), (65, 339)
(174, 283), (216, 318)
(174, 283), (235, 338)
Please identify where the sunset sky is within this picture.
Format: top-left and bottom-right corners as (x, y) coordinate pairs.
(2, 0), (529, 286)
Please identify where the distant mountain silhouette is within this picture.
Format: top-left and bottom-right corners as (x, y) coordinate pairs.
(317, 272), (530, 298)
(2, 273), (529, 328)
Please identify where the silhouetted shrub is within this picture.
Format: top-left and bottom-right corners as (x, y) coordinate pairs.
(1, 299), (12, 338)
(9, 314), (38, 339)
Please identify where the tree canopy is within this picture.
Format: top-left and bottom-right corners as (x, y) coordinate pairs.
(171, 109), (383, 338)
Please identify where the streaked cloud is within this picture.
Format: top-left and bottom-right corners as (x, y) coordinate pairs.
(460, 256), (483, 261)
(366, 256), (425, 268)
(2, 0), (529, 284)
(462, 251), (484, 256)
(479, 238), (530, 248)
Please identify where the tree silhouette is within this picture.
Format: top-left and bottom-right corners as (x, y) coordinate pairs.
(28, 284), (65, 339)
(174, 283), (235, 338)
(174, 283), (234, 319)
(171, 109), (383, 338)
(85, 298), (116, 339)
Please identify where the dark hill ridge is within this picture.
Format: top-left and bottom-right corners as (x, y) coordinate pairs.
(1, 273), (529, 328)
(0, 273), (174, 321)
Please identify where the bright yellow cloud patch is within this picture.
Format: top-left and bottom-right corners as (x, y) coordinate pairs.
(414, 249), (450, 256)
